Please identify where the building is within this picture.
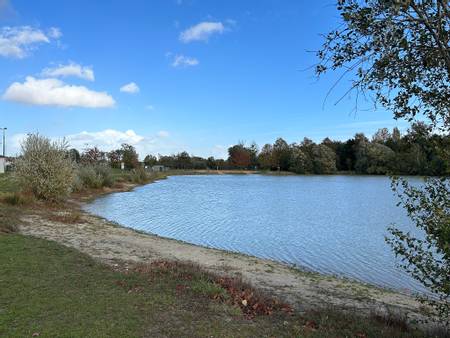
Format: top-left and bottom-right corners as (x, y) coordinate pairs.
(151, 165), (168, 172)
(0, 156), (5, 174)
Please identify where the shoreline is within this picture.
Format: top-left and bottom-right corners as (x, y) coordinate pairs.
(15, 170), (436, 328)
(79, 170), (422, 296)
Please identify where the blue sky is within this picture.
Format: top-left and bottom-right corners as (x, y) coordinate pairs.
(0, 0), (406, 158)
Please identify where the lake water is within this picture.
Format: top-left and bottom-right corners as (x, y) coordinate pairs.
(84, 174), (425, 294)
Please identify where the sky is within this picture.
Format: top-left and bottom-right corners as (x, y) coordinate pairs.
(0, 0), (407, 159)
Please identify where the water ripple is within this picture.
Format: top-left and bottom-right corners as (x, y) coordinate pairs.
(83, 174), (426, 293)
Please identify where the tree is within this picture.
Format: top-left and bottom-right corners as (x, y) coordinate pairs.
(372, 128), (391, 144)
(158, 154), (176, 168)
(249, 142), (259, 169)
(312, 144), (337, 174)
(121, 144), (139, 169)
(108, 149), (123, 169)
(68, 148), (80, 163)
(387, 177), (450, 323)
(386, 127), (402, 152)
(272, 138), (292, 171)
(289, 144), (308, 174)
(365, 142), (395, 174)
(336, 139), (356, 171)
(206, 156), (217, 169)
(228, 143), (251, 169)
(299, 138), (316, 173)
(144, 154), (157, 167)
(16, 134), (75, 201)
(353, 133), (370, 174)
(175, 151), (192, 169)
(258, 144), (275, 170)
(316, 0), (450, 129)
(317, 0), (450, 322)
(81, 147), (106, 165)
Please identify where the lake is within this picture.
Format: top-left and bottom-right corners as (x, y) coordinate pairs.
(83, 174), (425, 294)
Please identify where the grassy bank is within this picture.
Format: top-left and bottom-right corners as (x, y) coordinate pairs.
(0, 234), (434, 338)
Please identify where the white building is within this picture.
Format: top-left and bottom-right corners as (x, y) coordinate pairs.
(0, 156), (5, 174)
(151, 165), (168, 172)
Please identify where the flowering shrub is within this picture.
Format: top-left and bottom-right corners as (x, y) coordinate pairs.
(16, 134), (75, 201)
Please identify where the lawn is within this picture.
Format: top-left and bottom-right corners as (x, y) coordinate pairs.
(0, 234), (438, 338)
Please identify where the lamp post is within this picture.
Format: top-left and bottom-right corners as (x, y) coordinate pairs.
(0, 128), (6, 157)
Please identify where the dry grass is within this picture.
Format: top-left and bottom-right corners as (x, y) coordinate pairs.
(46, 211), (83, 224)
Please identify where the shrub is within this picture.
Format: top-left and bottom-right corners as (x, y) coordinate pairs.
(16, 134), (75, 202)
(76, 164), (115, 189)
(129, 166), (148, 184)
(95, 164), (115, 187)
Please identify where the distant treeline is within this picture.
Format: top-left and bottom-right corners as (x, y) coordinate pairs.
(68, 122), (449, 176)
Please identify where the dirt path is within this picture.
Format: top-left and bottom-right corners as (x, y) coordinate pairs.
(18, 199), (430, 327)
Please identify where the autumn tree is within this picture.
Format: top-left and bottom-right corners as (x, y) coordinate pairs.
(81, 147), (106, 165)
(228, 143), (252, 169)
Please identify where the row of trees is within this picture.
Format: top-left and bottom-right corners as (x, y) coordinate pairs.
(227, 123), (449, 175)
(68, 123), (449, 177)
(68, 143), (140, 170)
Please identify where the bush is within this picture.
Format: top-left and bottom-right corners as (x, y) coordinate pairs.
(76, 164), (115, 189)
(129, 166), (149, 184)
(96, 164), (115, 187)
(16, 134), (75, 201)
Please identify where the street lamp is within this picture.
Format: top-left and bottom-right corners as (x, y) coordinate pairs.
(0, 128), (6, 157)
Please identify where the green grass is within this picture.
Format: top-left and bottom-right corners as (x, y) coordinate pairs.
(0, 173), (20, 194)
(0, 234), (441, 338)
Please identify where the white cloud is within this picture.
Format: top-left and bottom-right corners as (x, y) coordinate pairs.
(179, 21), (225, 43)
(2, 76), (115, 108)
(48, 27), (62, 39)
(120, 82), (140, 94)
(0, 26), (61, 59)
(157, 130), (170, 138)
(41, 62), (95, 81)
(62, 129), (174, 158)
(67, 129), (145, 149)
(171, 54), (199, 68)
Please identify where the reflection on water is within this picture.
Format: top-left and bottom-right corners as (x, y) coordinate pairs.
(84, 174), (425, 293)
